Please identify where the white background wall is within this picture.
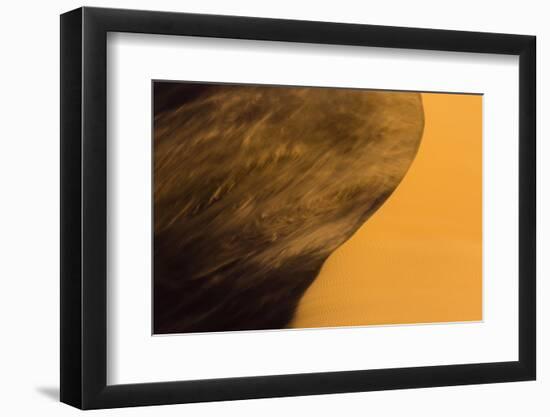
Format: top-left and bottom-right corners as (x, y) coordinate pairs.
(0, 0), (545, 415)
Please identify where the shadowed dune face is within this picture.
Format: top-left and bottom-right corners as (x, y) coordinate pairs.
(153, 83), (425, 334)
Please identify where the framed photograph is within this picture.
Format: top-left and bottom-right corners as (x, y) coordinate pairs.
(60, 6), (536, 409)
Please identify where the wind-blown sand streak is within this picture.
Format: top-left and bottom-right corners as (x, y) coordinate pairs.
(153, 83), (424, 334)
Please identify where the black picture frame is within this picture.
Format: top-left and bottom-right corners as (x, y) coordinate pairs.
(60, 6), (536, 410)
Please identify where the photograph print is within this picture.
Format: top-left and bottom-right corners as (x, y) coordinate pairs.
(153, 81), (482, 335)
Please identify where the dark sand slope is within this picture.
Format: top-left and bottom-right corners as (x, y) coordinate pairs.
(153, 83), (425, 334)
